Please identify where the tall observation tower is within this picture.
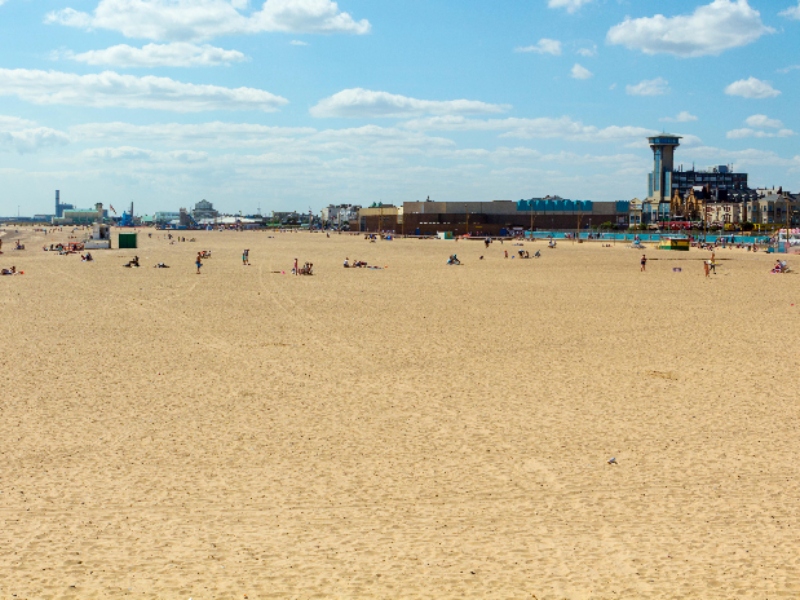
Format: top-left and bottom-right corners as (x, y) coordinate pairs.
(647, 134), (681, 204)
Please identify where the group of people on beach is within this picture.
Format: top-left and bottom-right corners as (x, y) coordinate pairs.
(343, 257), (376, 268)
(292, 258), (313, 275)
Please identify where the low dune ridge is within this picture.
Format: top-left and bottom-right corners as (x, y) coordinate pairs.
(1, 227), (798, 598)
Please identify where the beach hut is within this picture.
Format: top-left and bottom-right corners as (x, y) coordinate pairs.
(658, 237), (690, 251)
(118, 232), (138, 249)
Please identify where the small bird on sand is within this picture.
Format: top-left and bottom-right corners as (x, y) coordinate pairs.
(607, 457), (617, 465)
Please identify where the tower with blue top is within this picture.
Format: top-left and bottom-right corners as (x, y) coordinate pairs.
(647, 134), (681, 203)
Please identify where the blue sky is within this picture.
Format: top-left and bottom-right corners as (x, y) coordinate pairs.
(1, 0), (799, 216)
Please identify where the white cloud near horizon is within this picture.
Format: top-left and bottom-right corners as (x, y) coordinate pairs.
(515, 38), (562, 55)
(0, 128), (70, 154)
(745, 114), (783, 129)
(779, 1), (800, 19)
(548, 0), (593, 14)
(0, 115), (70, 154)
(570, 64), (592, 79)
(45, 0), (371, 42)
(688, 146), (800, 171)
(310, 88), (510, 118)
(576, 45), (597, 57)
(727, 128), (795, 139)
(626, 77), (670, 96)
(661, 111), (698, 123)
(401, 115), (661, 144)
(607, 0), (773, 57)
(59, 43), (247, 67)
(725, 77), (780, 98)
(82, 146), (209, 162)
(727, 114), (795, 138)
(290, 40), (308, 46)
(0, 68), (288, 112)
(70, 121), (317, 147)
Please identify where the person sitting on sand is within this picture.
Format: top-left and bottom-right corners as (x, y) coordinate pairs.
(548, 239), (556, 248)
(447, 254), (461, 265)
(343, 258), (350, 268)
(772, 260), (788, 274)
(534, 250), (541, 258)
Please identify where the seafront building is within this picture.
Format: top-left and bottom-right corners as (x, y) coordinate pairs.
(321, 204), (361, 229)
(639, 133), (798, 227)
(353, 199), (630, 235)
(191, 199), (219, 221)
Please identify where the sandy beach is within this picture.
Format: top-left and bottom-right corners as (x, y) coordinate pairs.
(1, 227), (799, 598)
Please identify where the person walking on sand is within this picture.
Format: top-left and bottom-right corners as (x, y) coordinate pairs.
(704, 259), (710, 278)
(242, 249), (250, 266)
(640, 254), (647, 272)
(196, 252), (203, 274)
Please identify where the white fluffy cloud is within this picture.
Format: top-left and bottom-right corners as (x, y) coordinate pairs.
(1, 128), (70, 154)
(727, 114), (794, 138)
(83, 146), (209, 162)
(570, 64), (592, 79)
(70, 121), (316, 147)
(626, 77), (670, 96)
(516, 39), (562, 55)
(725, 77), (780, 98)
(727, 128), (795, 139)
(401, 115), (661, 146)
(0, 68), (288, 112)
(661, 111), (698, 123)
(0, 116), (70, 154)
(548, 0), (593, 14)
(310, 89), (510, 119)
(607, 0), (773, 57)
(779, 2), (800, 19)
(45, 0), (370, 42)
(745, 114), (783, 129)
(60, 43), (247, 67)
(576, 45), (597, 57)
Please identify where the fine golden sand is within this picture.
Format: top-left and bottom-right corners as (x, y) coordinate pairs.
(1, 227), (799, 599)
